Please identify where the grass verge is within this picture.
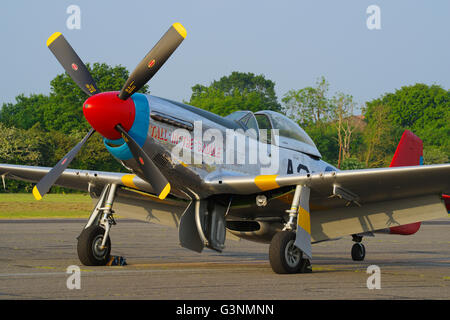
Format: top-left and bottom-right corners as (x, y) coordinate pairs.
(0, 193), (93, 219)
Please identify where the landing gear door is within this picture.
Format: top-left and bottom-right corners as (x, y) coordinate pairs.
(179, 199), (227, 253)
(196, 200), (227, 252)
(179, 201), (204, 253)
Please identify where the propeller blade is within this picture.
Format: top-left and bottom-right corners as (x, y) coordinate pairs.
(115, 124), (170, 200)
(47, 32), (99, 96)
(32, 129), (95, 200)
(118, 23), (186, 100)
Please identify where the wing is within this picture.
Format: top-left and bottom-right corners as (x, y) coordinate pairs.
(206, 164), (450, 205)
(206, 164), (450, 242)
(0, 163), (155, 195)
(0, 163), (240, 241)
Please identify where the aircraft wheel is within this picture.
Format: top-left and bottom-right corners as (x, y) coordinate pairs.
(269, 231), (303, 274)
(351, 242), (365, 261)
(77, 225), (111, 266)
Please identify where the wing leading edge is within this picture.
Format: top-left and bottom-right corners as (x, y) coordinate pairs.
(0, 163), (154, 195)
(205, 164), (450, 207)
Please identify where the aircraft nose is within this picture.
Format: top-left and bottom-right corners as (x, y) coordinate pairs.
(83, 91), (135, 140)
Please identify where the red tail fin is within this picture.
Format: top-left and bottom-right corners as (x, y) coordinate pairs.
(389, 130), (423, 235)
(389, 130), (423, 167)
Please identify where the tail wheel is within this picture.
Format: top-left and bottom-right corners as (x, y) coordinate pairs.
(351, 242), (365, 261)
(77, 225), (111, 266)
(269, 231), (303, 274)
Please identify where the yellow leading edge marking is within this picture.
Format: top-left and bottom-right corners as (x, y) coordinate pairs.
(172, 23), (187, 38)
(32, 186), (42, 201)
(254, 175), (279, 191)
(179, 161), (188, 168)
(158, 183), (171, 200)
(46, 32), (62, 47)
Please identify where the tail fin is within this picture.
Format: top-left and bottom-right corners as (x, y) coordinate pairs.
(389, 130), (423, 235)
(389, 130), (423, 167)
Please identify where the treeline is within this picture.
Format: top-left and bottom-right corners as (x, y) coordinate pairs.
(0, 65), (448, 192)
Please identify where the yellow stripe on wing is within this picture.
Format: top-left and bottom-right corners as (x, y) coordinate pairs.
(254, 175), (279, 191)
(179, 161), (188, 168)
(121, 174), (137, 189)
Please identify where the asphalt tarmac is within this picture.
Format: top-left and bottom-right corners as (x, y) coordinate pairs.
(0, 218), (449, 300)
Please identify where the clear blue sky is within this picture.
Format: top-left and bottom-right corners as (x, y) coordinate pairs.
(0, 0), (449, 112)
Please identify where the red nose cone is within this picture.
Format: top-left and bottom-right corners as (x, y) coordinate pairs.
(83, 91), (135, 140)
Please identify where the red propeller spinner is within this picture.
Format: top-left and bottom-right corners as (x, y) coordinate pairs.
(83, 92), (135, 140)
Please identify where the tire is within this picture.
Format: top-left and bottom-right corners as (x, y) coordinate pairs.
(269, 231), (303, 274)
(77, 225), (111, 266)
(351, 242), (365, 261)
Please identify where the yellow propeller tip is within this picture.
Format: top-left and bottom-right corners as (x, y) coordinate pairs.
(158, 183), (171, 200)
(172, 23), (187, 38)
(32, 186), (43, 201)
(46, 32), (62, 47)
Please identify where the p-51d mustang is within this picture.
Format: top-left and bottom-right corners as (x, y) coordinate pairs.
(1, 23), (449, 274)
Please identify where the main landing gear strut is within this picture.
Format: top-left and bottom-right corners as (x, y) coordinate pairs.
(77, 184), (117, 266)
(269, 185), (312, 274)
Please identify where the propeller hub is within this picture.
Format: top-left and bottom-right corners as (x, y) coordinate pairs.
(83, 92), (135, 140)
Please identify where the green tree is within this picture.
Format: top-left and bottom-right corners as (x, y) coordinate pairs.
(187, 71), (281, 116)
(365, 84), (450, 157)
(340, 157), (366, 170)
(282, 76), (333, 125)
(304, 124), (339, 165)
(0, 94), (51, 130)
(0, 124), (50, 192)
(0, 124), (44, 165)
(282, 77), (366, 168)
(423, 146), (448, 164)
(362, 104), (401, 167)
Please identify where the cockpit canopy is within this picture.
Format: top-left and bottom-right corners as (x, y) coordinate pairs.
(225, 110), (321, 158)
